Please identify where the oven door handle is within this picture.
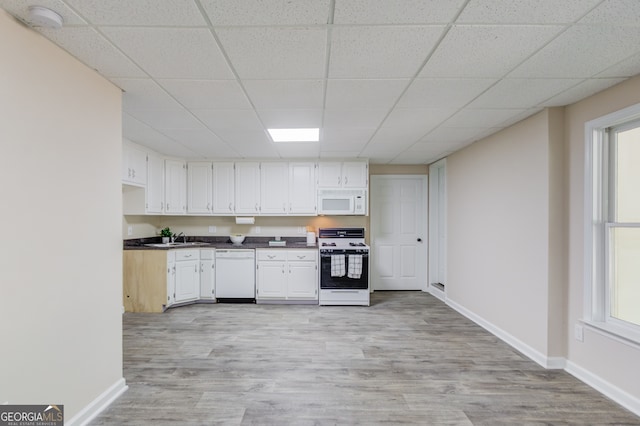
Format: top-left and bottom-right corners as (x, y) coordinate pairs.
(321, 253), (369, 258)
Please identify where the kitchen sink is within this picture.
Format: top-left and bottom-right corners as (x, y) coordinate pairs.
(144, 242), (211, 248)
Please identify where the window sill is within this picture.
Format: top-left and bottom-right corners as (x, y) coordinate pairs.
(582, 320), (640, 350)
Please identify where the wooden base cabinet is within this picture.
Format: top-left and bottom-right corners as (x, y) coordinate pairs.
(124, 249), (205, 313)
(256, 249), (318, 303)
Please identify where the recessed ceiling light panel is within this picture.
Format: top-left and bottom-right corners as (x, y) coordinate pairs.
(267, 128), (319, 142)
(27, 6), (64, 29)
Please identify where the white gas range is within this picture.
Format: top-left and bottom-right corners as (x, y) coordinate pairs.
(318, 228), (370, 306)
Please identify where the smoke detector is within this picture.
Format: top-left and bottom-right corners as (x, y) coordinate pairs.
(27, 6), (64, 29)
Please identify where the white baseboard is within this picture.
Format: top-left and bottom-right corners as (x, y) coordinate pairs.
(427, 285), (446, 302)
(66, 377), (127, 426)
(565, 361), (640, 417)
(446, 299), (564, 369)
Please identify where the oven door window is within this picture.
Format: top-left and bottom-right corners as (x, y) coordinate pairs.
(320, 253), (368, 289)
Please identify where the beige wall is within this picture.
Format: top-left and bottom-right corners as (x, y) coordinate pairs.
(0, 10), (124, 421)
(446, 74), (640, 408)
(447, 110), (555, 356)
(564, 75), (640, 399)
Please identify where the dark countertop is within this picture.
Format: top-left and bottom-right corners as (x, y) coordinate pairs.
(123, 236), (317, 250)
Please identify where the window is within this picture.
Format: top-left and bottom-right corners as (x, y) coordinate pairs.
(585, 103), (640, 343)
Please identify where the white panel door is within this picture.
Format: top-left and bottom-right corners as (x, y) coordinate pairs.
(371, 175), (427, 290)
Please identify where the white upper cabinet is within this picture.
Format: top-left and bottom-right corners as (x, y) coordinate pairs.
(261, 162), (289, 215)
(122, 142), (147, 186)
(342, 161), (368, 188)
(318, 161), (368, 189)
(146, 152), (164, 214)
(235, 162), (261, 214)
(212, 162), (235, 214)
(187, 162), (213, 214)
(289, 162), (317, 215)
(164, 159), (186, 214)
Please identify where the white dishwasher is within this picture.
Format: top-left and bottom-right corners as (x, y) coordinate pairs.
(215, 249), (256, 301)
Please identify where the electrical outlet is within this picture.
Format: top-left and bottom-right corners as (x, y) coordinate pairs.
(208, 226), (217, 233)
(255, 226), (261, 234)
(575, 324), (584, 342)
(127, 225), (133, 236)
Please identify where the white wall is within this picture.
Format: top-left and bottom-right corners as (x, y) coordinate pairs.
(0, 10), (124, 421)
(446, 109), (560, 358)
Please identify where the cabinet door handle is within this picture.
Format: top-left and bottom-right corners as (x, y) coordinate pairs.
(184, 254), (192, 257)
(268, 255), (275, 259)
(344, 176), (348, 185)
(228, 202), (232, 211)
(194, 265), (197, 272)
(283, 203), (286, 212)
(255, 203), (259, 211)
(338, 176), (341, 185)
(167, 203), (170, 210)
(297, 255), (304, 259)
(282, 268), (285, 274)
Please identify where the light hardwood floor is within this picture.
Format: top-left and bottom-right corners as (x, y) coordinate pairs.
(91, 291), (640, 425)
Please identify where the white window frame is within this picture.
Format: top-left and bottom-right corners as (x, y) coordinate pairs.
(584, 102), (640, 346)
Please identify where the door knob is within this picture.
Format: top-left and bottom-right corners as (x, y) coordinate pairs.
(417, 238), (422, 242)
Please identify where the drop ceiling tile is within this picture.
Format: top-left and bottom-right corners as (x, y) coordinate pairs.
(397, 78), (497, 108)
(541, 78), (625, 106)
(320, 151), (363, 158)
(214, 129), (271, 145)
(200, 0), (331, 25)
(325, 79), (408, 109)
(333, 0), (465, 24)
(232, 141), (280, 158)
(366, 127), (426, 151)
(407, 141), (458, 152)
(274, 143), (320, 159)
(158, 80), (251, 109)
(497, 108), (542, 128)
(383, 107), (457, 131)
(36, 27), (145, 78)
(242, 80), (324, 109)
(468, 78), (583, 108)
(0, 0), (87, 25)
(215, 27), (327, 79)
(597, 52), (640, 78)
(65, 0), (206, 26)
(111, 78), (183, 110)
(101, 27), (234, 79)
(510, 25), (640, 78)
(442, 108), (528, 128)
(579, 0), (640, 24)
(457, 0), (600, 24)
(322, 128), (376, 146)
(418, 127), (499, 144)
(123, 114), (199, 157)
(160, 128), (239, 158)
(323, 109), (389, 128)
(192, 109), (264, 132)
(126, 109), (204, 129)
(257, 109), (323, 128)
(420, 25), (564, 78)
(389, 154), (431, 165)
(329, 26), (445, 78)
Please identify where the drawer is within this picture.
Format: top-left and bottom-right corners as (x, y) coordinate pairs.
(175, 249), (199, 261)
(200, 248), (215, 260)
(287, 250), (317, 261)
(257, 250), (286, 261)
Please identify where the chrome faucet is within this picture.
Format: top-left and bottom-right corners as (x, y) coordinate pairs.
(175, 232), (186, 243)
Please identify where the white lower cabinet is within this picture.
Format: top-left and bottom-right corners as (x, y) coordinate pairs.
(200, 249), (215, 300)
(256, 249), (318, 303)
(174, 249), (200, 303)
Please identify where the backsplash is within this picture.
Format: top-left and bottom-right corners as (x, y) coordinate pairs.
(123, 215), (367, 240)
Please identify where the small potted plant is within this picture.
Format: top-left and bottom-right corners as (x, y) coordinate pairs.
(160, 227), (172, 244)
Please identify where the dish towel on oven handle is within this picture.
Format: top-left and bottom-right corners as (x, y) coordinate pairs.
(331, 254), (346, 277)
(348, 254), (363, 279)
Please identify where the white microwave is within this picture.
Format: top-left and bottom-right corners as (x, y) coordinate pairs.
(317, 189), (367, 215)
